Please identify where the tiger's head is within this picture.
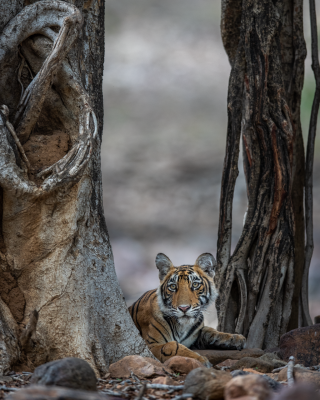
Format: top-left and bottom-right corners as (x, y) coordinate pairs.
(155, 253), (217, 320)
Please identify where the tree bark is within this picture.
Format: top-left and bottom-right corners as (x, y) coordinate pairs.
(0, 0), (151, 375)
(216, 0), (309, 349)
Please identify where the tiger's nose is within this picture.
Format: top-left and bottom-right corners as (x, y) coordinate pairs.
(178, 305), (191, 313)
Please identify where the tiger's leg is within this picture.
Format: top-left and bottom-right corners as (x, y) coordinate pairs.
(150, 341), (211, 367)
(194, 326), (246, 350)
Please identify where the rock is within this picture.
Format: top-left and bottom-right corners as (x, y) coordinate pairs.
(30, 358), (97, 391)
(230, 370), (251, 378)
(279, 324), (320, 367)
(279, 366), (320, 388)
(109, 355), (172, 379)
(163, 356), (203, 375)
(261, 374), (282, 392)
(272, 383), (320, 400)
(216, 359), (238, 369)
(259, 353), (287, 369)
(183, 367), (231, 400)
(196, 348), (264, 366)
(260, 352), (280, 362)
(224, 374), (271, 400)
(7, 385), (122, 400)
(0, 375), (13, 383)
(151, 376), (177, 385)
(231, 370), (282, 392)
(230, 357), (274, 373)
(263, 348), (281, 358)
(243, 368), (264, 375)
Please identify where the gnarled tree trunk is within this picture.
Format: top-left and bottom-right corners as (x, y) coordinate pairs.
(0, 0), (151, 375)
(215, 0), (316, 349)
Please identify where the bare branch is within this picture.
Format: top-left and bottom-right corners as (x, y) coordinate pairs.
(287, 356), (295, 386)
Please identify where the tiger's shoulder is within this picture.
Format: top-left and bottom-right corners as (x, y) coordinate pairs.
(128, 288), (162, 335)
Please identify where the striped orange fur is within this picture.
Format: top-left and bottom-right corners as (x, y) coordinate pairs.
(129, 253), (246, 366)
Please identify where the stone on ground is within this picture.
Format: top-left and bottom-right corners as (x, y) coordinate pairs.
(7, 385), (121, 400)
(183, 366), (231, 400)
(196, 349), (264, 366)
(272, 383), (320, 400)
(279, 324), (320, 366)
(163, 356), (203, 374)
(151, 376), (177, 385)
(229, 357), (274, 373)
(109, 355), (172, 379)
(279, 366), (320, 388)
(30, 357), (97, 391)
(259, 353), (287, 369)
(0, 375), (13, 383)
(224, 374), (271, 400)
(215, 359), (238, 369)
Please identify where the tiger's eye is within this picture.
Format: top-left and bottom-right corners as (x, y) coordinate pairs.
(170, 284), (176, 290)
(193, 282), (200, 288)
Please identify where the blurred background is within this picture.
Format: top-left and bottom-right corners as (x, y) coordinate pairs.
(101, 0), (320, 327)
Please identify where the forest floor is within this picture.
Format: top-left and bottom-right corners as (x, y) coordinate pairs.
(0, 373), (187, 400)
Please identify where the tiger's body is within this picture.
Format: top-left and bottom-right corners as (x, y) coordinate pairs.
(129, 253), (246, 366)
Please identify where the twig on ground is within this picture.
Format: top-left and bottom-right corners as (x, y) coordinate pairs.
(102, 389), (128, 397)
(287, 356), (295, 386)
(145, 384), (184, 391)
(130, 372), (141, 383)
(171, 394), (193, 400)
(136, 383), (146, 400)
(0, 386), (20, 392)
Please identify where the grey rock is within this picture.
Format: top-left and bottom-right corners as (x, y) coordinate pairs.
(183, 367), (231, 400)
(261, 374), (282, 391)
(30, 358), (97, 391)
(230, 370), (250, 377)
(0, 376), (13, 383)
(272, 383), (320, 400)
(260, 353), (287, 369)
(230, 357), (274, 373)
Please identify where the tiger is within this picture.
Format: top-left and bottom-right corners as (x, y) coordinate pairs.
(129, 252), (246, 366)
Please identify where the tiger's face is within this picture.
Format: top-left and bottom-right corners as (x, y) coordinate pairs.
(156, 253), (217, 320)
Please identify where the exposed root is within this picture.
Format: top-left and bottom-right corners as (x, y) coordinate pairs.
(0, 105), (31, 172)
(19, 310), (39, 351)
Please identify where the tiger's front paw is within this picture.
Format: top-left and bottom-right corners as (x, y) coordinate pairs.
(230, 334), (246, 350)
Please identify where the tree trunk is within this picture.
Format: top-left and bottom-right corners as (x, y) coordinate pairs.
(0, 0), (151, 376)
(215, 0), (312, 349)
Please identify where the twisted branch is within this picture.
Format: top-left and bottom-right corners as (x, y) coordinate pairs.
(0, 0), (97, 196)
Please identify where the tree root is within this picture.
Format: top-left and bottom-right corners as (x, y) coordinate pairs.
(19, 310), (38, 352)
(0, 105), (31, 172)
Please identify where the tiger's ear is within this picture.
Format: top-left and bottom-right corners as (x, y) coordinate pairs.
(195, 253), (216, 278)
(155, 253), (173, 281)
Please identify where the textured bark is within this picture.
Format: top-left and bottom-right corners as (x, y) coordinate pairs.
(301, 0), (320, 328)
(216, 0), (309, 349)
(0, 0), (151, 375)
